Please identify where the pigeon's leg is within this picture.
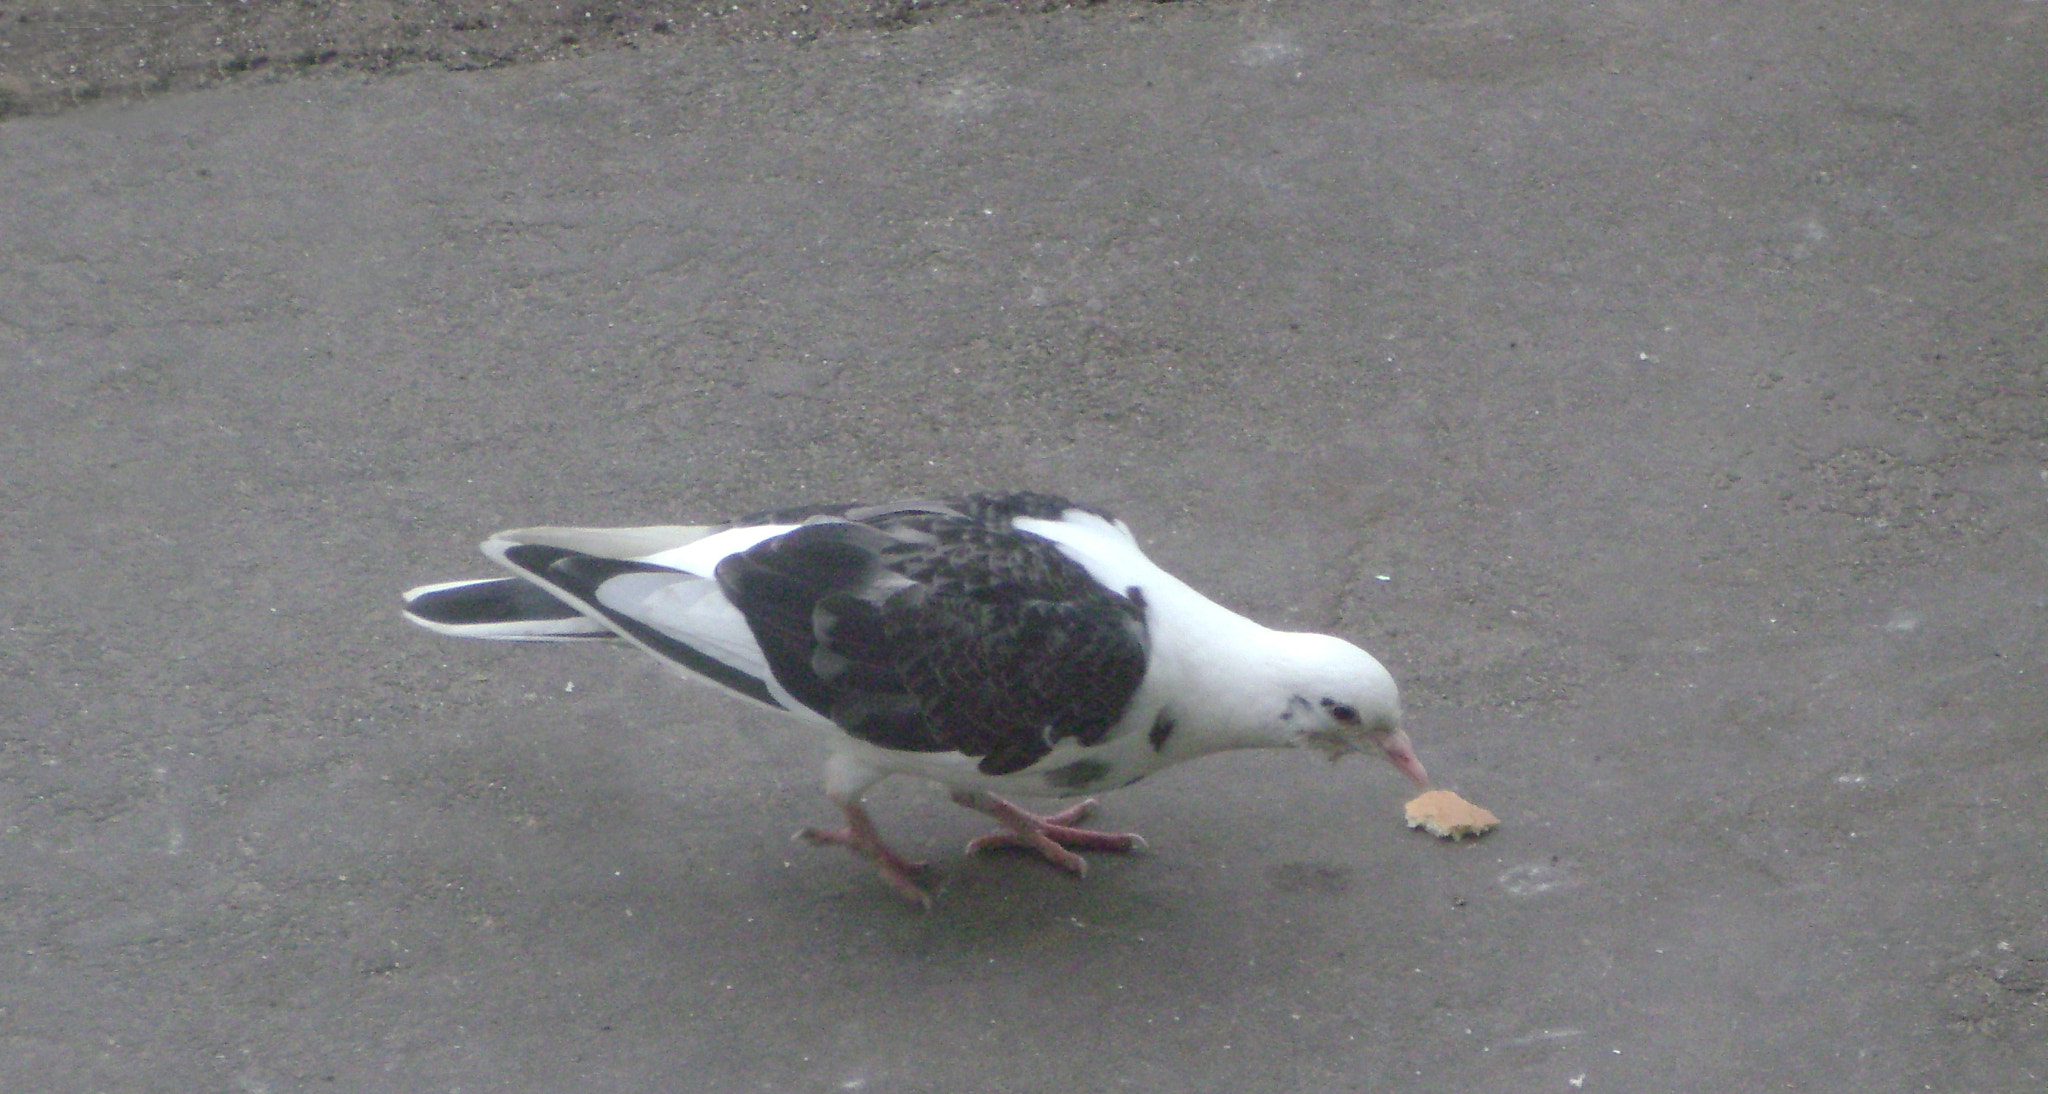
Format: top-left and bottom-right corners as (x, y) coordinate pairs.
(796, 755), (931, 907)
(949, 791), (1147, 876)
(796, 802), (931, 907)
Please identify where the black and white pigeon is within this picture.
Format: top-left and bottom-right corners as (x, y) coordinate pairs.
(401, 491), (1427, 905)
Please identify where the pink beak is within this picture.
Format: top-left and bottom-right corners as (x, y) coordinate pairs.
(1380, 728), (1430, 789)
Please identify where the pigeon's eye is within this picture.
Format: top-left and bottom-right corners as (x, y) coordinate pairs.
(1328, 703), (1360, 724)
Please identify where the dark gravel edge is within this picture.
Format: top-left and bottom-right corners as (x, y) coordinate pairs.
(0, 0), (1184, 121)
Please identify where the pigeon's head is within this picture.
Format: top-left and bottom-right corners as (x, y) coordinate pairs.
(1271, 633), (1428, 788)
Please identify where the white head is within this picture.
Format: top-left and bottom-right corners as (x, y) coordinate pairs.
(1261, 632), (1428, 787)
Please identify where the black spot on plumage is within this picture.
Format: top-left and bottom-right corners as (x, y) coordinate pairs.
(1149, 711), (1176, 752)
(716, 493), (1151, 775)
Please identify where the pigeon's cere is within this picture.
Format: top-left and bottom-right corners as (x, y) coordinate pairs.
(402, 492), (1426, 905)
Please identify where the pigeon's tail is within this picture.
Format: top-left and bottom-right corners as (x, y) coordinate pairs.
(405, 523), (733, 643)
(401, 577), (616, 642)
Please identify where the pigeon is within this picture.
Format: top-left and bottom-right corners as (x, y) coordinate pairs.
(401, 491), (1427, 905)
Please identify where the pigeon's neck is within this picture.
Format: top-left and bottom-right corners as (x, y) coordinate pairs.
(1143, 582), (1315, 755)
(1007, 513), (1335, 756)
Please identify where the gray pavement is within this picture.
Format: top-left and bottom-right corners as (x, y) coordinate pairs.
(4, 2), (2045, 1091)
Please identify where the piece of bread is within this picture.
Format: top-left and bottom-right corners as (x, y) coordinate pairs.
(1404, 789), (1500, 841)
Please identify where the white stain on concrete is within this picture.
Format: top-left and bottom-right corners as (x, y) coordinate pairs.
(1499, 860), (1582, 897)
(1236, 35), (1302, 67)
(928, 74), (1004, 116)
(1497, 1027), (1585, 1048)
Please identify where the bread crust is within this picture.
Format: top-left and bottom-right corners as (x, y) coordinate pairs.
(1404, 789), (1500, 841)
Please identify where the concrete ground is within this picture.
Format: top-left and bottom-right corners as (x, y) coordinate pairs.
(3, 2), (2044, 1091)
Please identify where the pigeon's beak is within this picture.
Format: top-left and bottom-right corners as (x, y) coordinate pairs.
(1379, 728), (1430, 789)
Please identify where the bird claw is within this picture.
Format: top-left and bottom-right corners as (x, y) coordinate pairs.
(952, 792), (1147, 877)
(795, 826), (930, 868)
(964, 830), (1090, 875)
(795, 793), (1144, 905)
(795, 819), (934, 909)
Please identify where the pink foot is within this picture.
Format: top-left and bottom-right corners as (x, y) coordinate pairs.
(950, 792), (1148, 876)
(797, 802), (932, 908)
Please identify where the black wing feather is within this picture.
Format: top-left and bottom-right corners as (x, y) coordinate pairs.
(408, 577), (593, 627)
(717, 493), (1149, 775)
